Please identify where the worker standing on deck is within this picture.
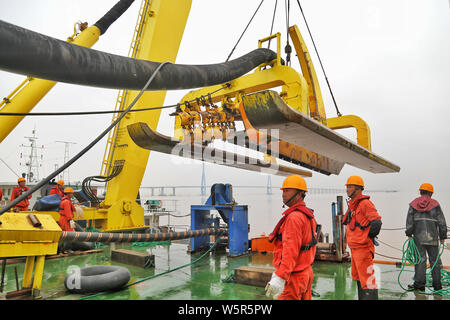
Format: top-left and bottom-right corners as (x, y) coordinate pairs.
(10, 177), (32, 211)
(58, 187), (76, 232)
(49, 180), (65, 198)
(265, 175), (317, 300)
(405, 183), (447, 292)
(343, 176), (382, 300)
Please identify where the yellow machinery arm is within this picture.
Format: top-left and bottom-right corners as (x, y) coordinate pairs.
(91, 0), (192, 231)
(165, 24), (398, 176)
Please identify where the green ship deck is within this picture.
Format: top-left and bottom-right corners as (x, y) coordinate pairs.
(0, 242), (446, 301)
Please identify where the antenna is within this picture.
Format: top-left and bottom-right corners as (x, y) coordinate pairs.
(55, 140), (77, 184)
(20, 128), (44, 183)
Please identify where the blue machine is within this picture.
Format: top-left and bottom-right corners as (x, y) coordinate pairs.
(190, 183), (248, 256)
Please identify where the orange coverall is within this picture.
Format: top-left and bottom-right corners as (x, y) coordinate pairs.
(49, 185), (64, 198)
(11, 186), (32, 211)
(344, 194), (381, 289)
(269, 202), (317, 300)
(58, 196), (75, 231)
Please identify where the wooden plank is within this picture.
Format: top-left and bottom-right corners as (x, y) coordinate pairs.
(5, 288), (31, 299)
(234, 266), (275, 287)
(111, 249), (155, 268)
(4, 249), (103, 264)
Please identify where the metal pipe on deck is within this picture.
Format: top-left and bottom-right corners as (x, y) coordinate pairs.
(60, 228), (227, 243)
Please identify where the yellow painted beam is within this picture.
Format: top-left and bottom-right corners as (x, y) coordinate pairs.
(100, 0), (192, 231)
(288, 25), (326, 123)
(326, 115), (372, 150)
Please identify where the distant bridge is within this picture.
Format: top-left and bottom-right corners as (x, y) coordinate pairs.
(139, 185), (398, 197)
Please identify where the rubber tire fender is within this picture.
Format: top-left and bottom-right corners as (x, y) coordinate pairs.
(64, 265), (131, 293)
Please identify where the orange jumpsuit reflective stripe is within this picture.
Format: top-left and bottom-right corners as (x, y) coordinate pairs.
(270, 202), (317, 300)
(345, 194), (381, 289)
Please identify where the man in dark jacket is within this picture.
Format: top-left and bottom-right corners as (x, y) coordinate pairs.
(406, 183), (447, 291)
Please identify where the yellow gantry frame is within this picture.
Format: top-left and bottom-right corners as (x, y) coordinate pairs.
(95, 0), (192, 231)
(174, 24), (371, 152)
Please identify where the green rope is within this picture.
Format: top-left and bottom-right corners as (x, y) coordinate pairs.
(76, 239), (221, 300)
(397, 238), (421, 291)
(398, 238), (449, 298)
(130, 241), (171, 247)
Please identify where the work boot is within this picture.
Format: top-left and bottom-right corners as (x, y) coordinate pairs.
(433, 284), (442, 291)
(356, 281), (363, 300)
(407, 283), (425, 291)
(359, 289), (378, 300)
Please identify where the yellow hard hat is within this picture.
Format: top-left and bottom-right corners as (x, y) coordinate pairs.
(57, 180), (64, 186)
(18, 177), (26, 183)
(419, 183), (433, 193)
(280, 175), (308, 192)
(64, 187), (74, 193)
(345, 175), (364, 187)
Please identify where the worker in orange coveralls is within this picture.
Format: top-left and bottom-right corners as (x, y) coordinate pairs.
(343, 176), (382, 300)
(265, 175), (318, 300)
(49, 180), (65, 198)
(58, 187), (76, 232)
(10, 177), (32, 211)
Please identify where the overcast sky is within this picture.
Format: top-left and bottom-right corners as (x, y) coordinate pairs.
(0, 0), (449, 195)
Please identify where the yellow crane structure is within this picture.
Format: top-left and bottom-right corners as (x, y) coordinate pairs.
(0, 0), (399, 298)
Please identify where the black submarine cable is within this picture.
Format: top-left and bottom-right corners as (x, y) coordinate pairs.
(0, 20), (277, 91)
(60, 228), (227, 243)
(0, 61), (171, 217)
(93, 0), (135, 35)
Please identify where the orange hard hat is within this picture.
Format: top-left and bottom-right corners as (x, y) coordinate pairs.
(345, 175), (364, 187)
(419, 183), (434, 193)
(18, 177), (26, 183)
(64, 187), (74, 193)
(57, 180), (64, 186)
(280, 175), (308, 192)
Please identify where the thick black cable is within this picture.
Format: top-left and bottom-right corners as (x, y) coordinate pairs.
(225, 0), (265, 62)
(94, 0), (135, 35)
(0, 20), (276, 91)
(0, 62), (171, 216)
(295, 0), (342, 117)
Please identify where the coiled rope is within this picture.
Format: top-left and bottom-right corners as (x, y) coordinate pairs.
(398, 238), (449, 298)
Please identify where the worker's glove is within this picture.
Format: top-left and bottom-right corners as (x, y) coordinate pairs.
(265, 273), (286, 299)
(69, 220), (76, 229)
(368, 219), (382, 238)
